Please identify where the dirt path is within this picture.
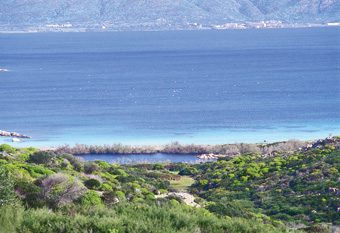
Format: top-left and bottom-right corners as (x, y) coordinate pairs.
(155, 192), (200, 207)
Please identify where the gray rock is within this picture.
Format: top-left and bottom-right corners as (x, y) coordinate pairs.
(0, 130), (31, 138)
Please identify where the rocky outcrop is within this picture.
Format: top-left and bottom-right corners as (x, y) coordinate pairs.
(312, 137), (339, 148)
(0, 130), (31, 138)
(300, 137), (340, 151)
(197, 153), (225, 159)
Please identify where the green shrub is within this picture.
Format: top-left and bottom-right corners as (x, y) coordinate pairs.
(131, 198), (144, 203)
(145, 193), (155, 200)
(58, 153), (84, 170)
(114, 191), (125, 200)
(153, 164), (165, 170)
(102, 184), (113, 192)
(158, 189), (168, 194)
(0, 144), (15, 153)
(179, 167), (197, 176)
(0, 167), (19, 206)
(16, 154), (30, 162)
(198, 179), (209, 186)
(30, 151), (54, 164)
(131, 183), (141, 190)
(94, 160), (111, 170)
(84, 162), (100, 173)
(18, 164), (54, 178)
(84, 178), (101, 189)
(170, 199), (181, 208)
(140, 188), (149, 195)
(113, 169), (127, 177)
(0, 205), (24, 233)
(81, 190), (102, 206)
(0, 159), (7, 164)
(194, 197), (204, 204)
(206, 201), (251, 219)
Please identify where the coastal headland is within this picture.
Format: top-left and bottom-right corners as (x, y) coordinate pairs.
(0, 130), (31, 139)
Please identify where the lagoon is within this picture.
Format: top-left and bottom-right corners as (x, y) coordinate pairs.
(75, 153), (213, 164)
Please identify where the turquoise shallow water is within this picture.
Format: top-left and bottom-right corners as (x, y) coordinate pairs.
(0, 27), (339, 147)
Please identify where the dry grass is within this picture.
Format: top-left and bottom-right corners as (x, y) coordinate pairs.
(169, 175), (195, 191)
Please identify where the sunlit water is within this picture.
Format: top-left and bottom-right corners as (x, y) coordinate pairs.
(0, 27), (339, 147)
(75, 153), (215, 164)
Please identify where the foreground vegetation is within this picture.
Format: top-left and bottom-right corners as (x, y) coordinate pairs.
(0, 137), (339, 232)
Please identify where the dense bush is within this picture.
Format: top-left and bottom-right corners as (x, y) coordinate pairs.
(115, 191), (126, 200)
(0, 167), (19, 206)
(84, 161), (100, 173)
(1, 137), (339, 232)
(81, 190), (102, 206)
(3, 203), (289, 233)
(39, 174), (86, 207)
(84, 178), (101, 189)
(179, 167), (197, 176)
(30, 151), (54, 164)
(0, 144), (15, 153)
(18, 164), (54, 178)
(58, 153), (84, 170)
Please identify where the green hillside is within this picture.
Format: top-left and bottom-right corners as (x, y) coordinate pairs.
(0, 137), (339, 232)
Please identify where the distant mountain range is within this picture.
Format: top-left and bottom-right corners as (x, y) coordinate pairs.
(1, 0), (340, 31)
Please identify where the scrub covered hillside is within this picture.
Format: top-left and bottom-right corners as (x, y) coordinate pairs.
(0, 137), (339, 232)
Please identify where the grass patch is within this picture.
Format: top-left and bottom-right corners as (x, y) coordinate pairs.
(169, 176), (195, 191)
(169, 171), (180, 175)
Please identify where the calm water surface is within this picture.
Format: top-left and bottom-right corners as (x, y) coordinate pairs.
(0, 27), (339, 147)
(75, 153), (214, 164)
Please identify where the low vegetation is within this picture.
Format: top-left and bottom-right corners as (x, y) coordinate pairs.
(57, 139), (306, 156)
(0, 137), (339, 232)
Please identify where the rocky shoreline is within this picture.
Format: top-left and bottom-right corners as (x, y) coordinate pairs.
(197, 153), (226, 159)
(0, 130), (31, 139)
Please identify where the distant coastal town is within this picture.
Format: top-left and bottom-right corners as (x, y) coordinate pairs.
(0, 21), (339, 33)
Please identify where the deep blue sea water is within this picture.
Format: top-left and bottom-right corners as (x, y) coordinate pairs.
(0, 27), (339, 147)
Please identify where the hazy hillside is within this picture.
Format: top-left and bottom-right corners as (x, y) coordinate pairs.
(0, 0), (340, 30)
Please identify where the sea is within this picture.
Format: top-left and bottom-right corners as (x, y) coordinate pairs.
(0, 27), (339, 148)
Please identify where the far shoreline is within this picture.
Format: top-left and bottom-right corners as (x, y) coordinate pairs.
(0, 23), (339, 34)
(0, 133), (334, 150)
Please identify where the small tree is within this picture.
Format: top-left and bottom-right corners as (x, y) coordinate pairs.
(84, 178), (101, 189)
(58, 153), (84, 170)
(40, 173), (86, 207)
(30, 151), (54, 164)
(84, 162), (100, 174)
(0, 167), (19, 206)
